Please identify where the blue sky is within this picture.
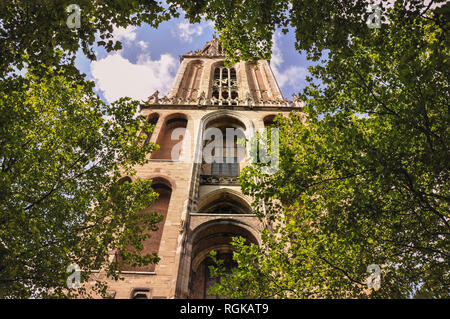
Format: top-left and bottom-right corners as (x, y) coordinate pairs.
(75, 17), (315, 104)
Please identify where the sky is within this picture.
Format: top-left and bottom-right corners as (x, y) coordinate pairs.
(74, 16), (316, 104)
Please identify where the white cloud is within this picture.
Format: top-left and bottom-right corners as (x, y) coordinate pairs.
(137, 40), (149, 50)
(174, 21), (205, 43)
(271, 34), (307, 90)
(91, 52), (177, 103)
(112, 25), (137, 42)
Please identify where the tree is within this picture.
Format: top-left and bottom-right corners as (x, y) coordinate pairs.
(0, 66), (161, 298)
(0, 0), (182, 298)
(172, 0), (449, 63)
(0, 0), (179, 77)
(206, 1), (449, 298)
(1, 0), (448, 299)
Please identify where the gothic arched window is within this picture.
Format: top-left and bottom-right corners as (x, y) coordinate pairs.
(118, 178), (173, 273)
(212, 65), (238, 106)
(151, 114), (188, 160)
(144, 113), (159, 145)
(177, 60), (203, 99)
(202, 116), (246, 178)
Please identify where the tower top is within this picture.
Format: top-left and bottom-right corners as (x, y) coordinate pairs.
(181, 37), (225, 62)
(144, 37), (304, 108)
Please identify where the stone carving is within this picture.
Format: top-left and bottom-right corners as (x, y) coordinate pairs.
(245, 92), (254, 108)
(282, 97), (290, 107)
(182, 36), (225, 58)
(292, 93), (304, 108)
(147, 90), (159, 104)
(259, 98), (265, 107)
(148, 92), (295, 107)
(199, 175), (239, 185)
(197, 91), (206, 106)
(159, 95), (169, 104)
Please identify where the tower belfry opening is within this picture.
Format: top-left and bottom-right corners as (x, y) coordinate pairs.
(94, 37), (303, 299)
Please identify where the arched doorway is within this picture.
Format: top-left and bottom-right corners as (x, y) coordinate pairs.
(188, 221), (259, 298)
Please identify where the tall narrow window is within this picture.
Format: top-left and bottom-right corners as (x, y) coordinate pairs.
(230, 68), (236, 81)
(221, 68), (228, 81)
(152, 115), (188, 160)
(144, 113), (159, 144)
(212, 65), (239, 105)
(119, 178), (172, 272)
(177, 60), (203, 99)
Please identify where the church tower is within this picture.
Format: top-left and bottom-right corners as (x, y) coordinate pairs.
(100, 37), (303, 299)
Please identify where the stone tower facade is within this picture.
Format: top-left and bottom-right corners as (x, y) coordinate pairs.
(97, 37), (303, 299)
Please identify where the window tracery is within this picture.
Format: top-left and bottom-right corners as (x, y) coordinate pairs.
(212, 66), (239, 106)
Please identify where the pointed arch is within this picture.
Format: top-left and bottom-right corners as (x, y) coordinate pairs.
(177, 59), (204, 99)
(263, 114), (278, 127)
(197, 188), (253, 215)
(152, 113), (188, 160)
(188, 219), (260, 298)
(120, 176), (173, 272)
(144, 112), (160, 143)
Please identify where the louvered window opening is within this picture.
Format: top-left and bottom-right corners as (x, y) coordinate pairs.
(212, 67), (238, 106)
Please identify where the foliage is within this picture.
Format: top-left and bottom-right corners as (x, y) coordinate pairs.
(0, 66), (160, 298)
(207, 2), (449, 298)
(0, 0), (183, 298)
(172, 0), (449, 63)
(1, 0), (448, 299)
(0, 0), (179, 77)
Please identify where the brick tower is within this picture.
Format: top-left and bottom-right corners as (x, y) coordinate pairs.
(98, 37), (303, 299)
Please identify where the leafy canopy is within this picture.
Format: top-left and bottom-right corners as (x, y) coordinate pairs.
(0, 0), (183, 298)
(0, 0), (179, 77)
(172, 0), (449, 62)
(1, 0), (448, 299)
(206, 1), (449, 298)
(0, 66), (161, 298)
